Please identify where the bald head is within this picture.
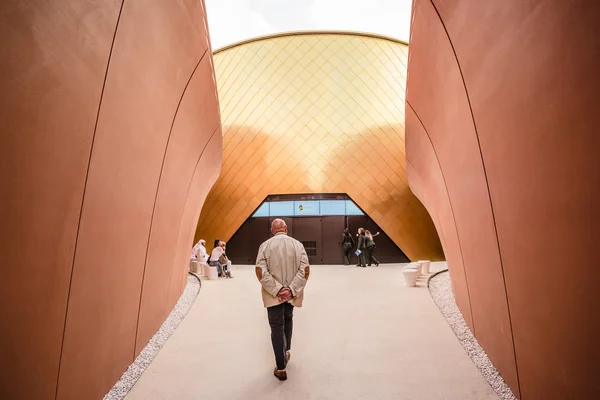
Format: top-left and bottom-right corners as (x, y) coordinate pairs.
(271, 218), (288, 235)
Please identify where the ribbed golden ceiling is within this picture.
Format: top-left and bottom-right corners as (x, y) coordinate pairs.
(195, 32), (443, 261)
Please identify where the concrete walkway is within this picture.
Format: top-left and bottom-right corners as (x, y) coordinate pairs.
(126, 263), (497, 400)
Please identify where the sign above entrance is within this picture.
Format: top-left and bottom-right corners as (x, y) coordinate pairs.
(295, 200), (319, 216)
(265, 193), (350, 202)
(252, 198), (364, 218)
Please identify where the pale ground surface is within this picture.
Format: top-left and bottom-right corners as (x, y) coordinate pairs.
(126, 263), (498, 400)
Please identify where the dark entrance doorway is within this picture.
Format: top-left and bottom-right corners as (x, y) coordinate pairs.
(225, 194), (410, 264)
(291, 217), (322, 265)
(321, 216), (346, 264)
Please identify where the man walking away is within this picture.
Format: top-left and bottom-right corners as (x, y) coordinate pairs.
(255, 219), (310, 381)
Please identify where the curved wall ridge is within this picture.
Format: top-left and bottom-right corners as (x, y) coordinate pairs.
(0, 1), (222, 399)
(406, 0), (600, 398)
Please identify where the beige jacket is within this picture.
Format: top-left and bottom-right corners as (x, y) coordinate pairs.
(256, 232), (309, 308)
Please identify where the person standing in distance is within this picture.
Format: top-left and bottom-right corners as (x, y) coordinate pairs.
(255, 219), (310, 381)
(356, 228), (368, 267)
(341, 228), (355, 265)
(364, 230), (380, 266)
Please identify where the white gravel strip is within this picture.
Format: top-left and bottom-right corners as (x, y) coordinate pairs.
(103, 273), (201, 400)
(428, 271), (517, 400)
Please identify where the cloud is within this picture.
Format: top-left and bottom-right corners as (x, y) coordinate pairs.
(205, 0), (276, 49)
(308, 0), (412, 42)
(205, 0), (412, 49)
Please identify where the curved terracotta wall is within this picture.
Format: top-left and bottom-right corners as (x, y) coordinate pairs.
(0, 1), (221, 399)
(406, 0), (600, 399)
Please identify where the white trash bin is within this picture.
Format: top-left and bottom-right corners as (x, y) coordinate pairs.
(205, 264), (218, 280)
(403, 269), (418, 287)
(189, 260), (201, 274)
(409, 262), (422, 278)
(419, 260), (431, 275)
(198, 262), (208, 277)
(202, 262), (210, 277)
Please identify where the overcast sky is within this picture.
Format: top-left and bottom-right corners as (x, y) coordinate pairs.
(205, 0), (413, 50)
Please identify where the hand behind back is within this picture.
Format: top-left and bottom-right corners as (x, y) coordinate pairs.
(277, 287), (292, 302)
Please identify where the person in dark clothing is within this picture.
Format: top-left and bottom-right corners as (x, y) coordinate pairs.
(356, 228), (367, 267)
(341, 228), (355, 265)
(365, 230), (380, 266)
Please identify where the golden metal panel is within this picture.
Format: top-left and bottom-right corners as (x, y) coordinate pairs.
(195, 32), (444, 261)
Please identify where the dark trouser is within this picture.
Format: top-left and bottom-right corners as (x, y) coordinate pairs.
(267, 302), (294, 370)
(357, 249), (367, 266)
(366, 245), (378, 265)
(209, 260), (222, 276)
(342, 243), (353, 265)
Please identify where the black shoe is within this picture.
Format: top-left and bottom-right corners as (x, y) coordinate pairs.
(375, 262), (380, 266)
(274, 368), (287, 381)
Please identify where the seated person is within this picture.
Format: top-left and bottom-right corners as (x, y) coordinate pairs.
(209, 240), (233, 278)
(190, 239), (208, 263)
(220, 242), (233, 278)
